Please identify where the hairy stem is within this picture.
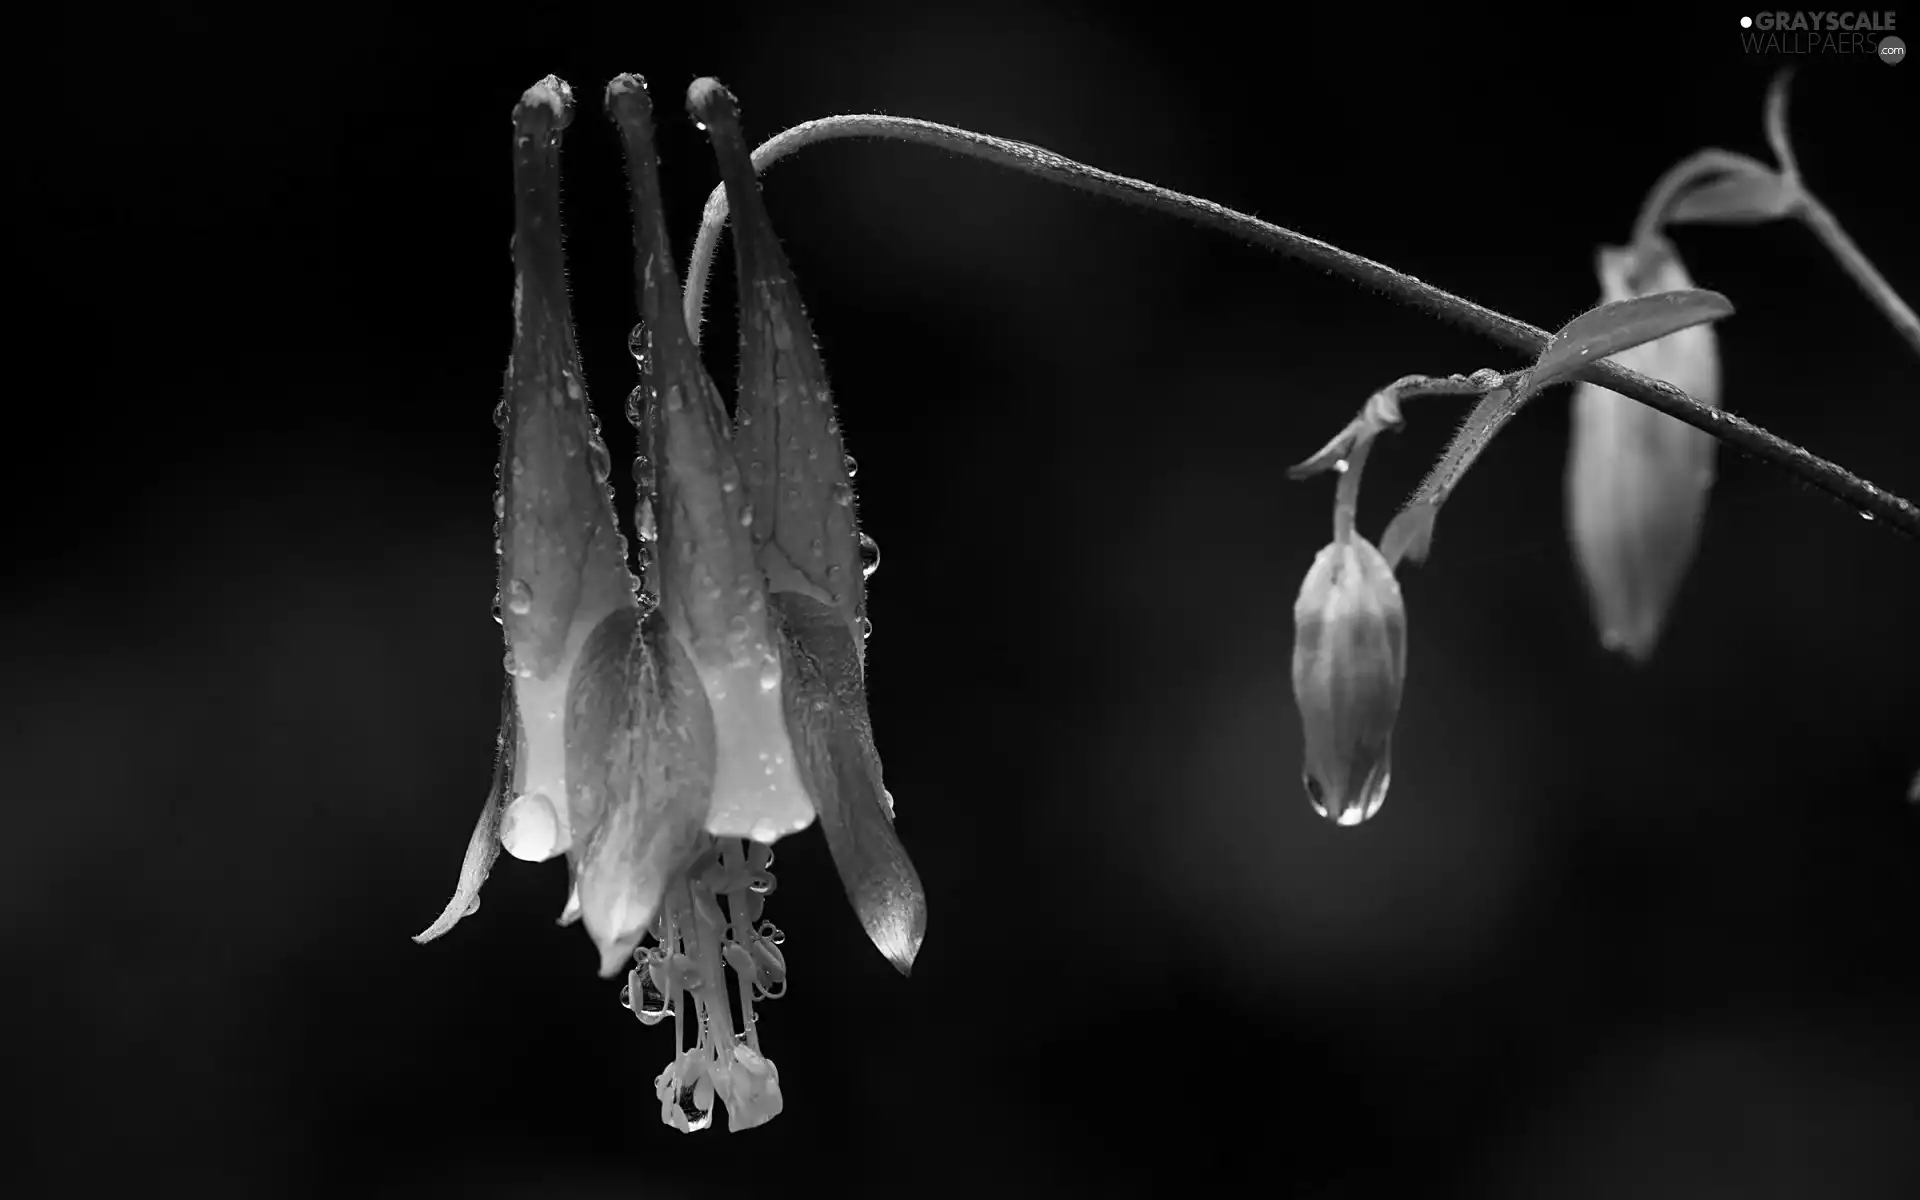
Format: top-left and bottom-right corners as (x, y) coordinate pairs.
(681, 114), (1917, 538)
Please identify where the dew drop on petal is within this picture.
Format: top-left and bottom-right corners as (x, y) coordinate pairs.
(505, 577), (533, 616)
(858, 533), (880, 579)
(843, 453), (858, 479)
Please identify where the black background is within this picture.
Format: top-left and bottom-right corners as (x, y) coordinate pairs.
(14, 5), (1919, 1197)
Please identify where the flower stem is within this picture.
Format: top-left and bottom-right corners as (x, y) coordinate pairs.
(679, 114), (1917, 539)
(1789, 191), (1920, 363)
(1763, 68), (1920, 362)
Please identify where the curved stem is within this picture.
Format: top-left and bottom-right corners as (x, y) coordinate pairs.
(1333, 435), (1373, 546)
(1793, 194), (1920, 362)
(681, 114), (1918, 539)
(1760, 68), (1920, 359)
(1765, 67), (1801, 184)
(1629, 147), (1777, 248)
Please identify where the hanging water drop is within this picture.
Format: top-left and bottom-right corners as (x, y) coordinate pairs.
(843, 453), (858, 479)
(858, 615), (873, 641)
(628, 322), (649, 366)
(589, 438), (611, 484)
(492, 491), (505, 519)
(1303, 767), (1389, 827)
(625, 384), (648, 429)
(492, 399), (508, 430)
(625, 964), (672, 1025)
(858, 533), (880, 579)
(636, 498), (658, 543)
(505, 577), (533, 616)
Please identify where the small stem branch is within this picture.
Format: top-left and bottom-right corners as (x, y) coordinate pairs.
(680, 114), (1918, 539)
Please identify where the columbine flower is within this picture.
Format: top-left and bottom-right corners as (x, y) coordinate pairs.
(1565, 235), (1720, 661)
(1292, 512), (1407, 826)
(416, 72), (925, 1137)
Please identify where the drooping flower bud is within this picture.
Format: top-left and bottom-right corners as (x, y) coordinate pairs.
(1565, 236), (1719, 661)
(1292, 532), (1407, 826)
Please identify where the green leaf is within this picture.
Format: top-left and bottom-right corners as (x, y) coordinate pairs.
(1532, 289), (1733, 396)
(1380, 501), (1437, 567)
(1668, 170), (1799, 225)
(1528, 291), (1743, 395)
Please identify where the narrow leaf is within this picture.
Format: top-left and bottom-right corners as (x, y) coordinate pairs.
(1533, 289), (1733, 396)
(1669, 169), (1799, 225)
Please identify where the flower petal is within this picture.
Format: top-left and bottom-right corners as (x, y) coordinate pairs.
(1566, 238), (1719, 660)
(568, 605), (716, 977)
(772, 591), (926, 974)
(690, 80), (867, 657)
(413, 683), (516, 943)
(499, 76), (639, 861)
(606, 75), (814, 846)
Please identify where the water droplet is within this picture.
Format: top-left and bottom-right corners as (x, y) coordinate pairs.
(492, 492), (505, 518)
(491, 599), (503, 627)
(1333, 459), (1350, 474)
(492, 399), (508, 430)
(757, 656), (780, 692)
(636, 498), (658, 542)
(1303, 764), (1390, 827)
(843, 453), (858, 479)
(625, 385), (648, 429)
(511, 456), (524, 477)
(832, 481), (852, 507)
(748, 873), (774, 896)
(503, 650), (518, 676)
(858, 533), (880, 579)
(858, 615), (874, 641)
(625, 965), (672, 1025)
(881, 788), (895, 818)
(1860, 510), (1875, 522)
(721, 466), (740, 494)
(694, 120), (708, 132)
(739, 503), (755, 528)
(632, 453), (655, 492)
(589, 438), (611, 483)
(627, 322), (649, 366)
(506, 577), (533, 616)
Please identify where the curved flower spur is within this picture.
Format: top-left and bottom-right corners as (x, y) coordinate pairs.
(415, 73), (927, 1135)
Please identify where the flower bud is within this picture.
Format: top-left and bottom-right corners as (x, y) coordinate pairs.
(1292, 533), (1407, 826)
(1566, 236), (1719, 661)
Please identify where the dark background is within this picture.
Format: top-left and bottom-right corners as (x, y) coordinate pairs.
(13, 5), (1918, 1197)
